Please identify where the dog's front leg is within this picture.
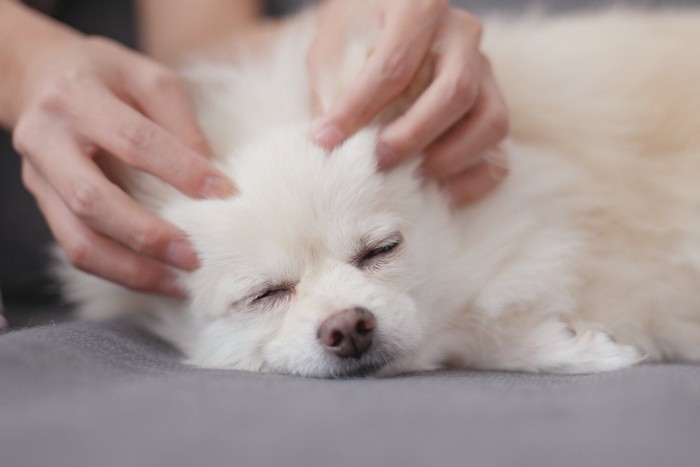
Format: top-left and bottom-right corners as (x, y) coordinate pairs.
(474, 316), (644, 374)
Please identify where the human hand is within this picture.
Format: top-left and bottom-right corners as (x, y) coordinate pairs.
(307, 0), (509, 205)
(10, 32), (235, 296)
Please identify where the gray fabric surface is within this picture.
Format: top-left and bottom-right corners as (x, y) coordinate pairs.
(3, 1), (700, 466)
(1, 319), (699, 467)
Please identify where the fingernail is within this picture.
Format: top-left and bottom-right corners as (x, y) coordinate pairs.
(0, 314), (8, 333)
(483, 147), (510, 182)
(165, 238), (199, 270)
(200, 174), (236, 199)
(376, 142), (399, 170)
(311, 119), (344, 149)
(159, 273), (187, 298)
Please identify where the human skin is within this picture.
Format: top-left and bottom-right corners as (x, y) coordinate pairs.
(308, 0), (510, 205)
(0, 0), (249, 295)
(0, 0), (508, 296)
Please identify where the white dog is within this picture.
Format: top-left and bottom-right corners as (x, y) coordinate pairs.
(58, 9), (700, 377)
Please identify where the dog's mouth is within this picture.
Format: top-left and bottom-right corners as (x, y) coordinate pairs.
(322, 344), (405, 379)
(327, 358), (389, 378)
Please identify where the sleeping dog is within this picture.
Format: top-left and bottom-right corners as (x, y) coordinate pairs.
(58, 9), (700, 377)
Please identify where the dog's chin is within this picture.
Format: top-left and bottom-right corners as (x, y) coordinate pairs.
(325, 358), (389, 379)
(318, 345), (409, 379)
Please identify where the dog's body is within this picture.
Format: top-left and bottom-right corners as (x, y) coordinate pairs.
(59, 9), (700, 376)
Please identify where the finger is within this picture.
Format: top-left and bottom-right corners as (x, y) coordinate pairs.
(306, 16), (348, 118)
(309, 77), (325, 119)
(124, 63), (214, 157)
(23, 161), (185, 296)
(25, 131), (199, 271)
(377, 24), (483, 169)
(439, 149), (509, 206)
(69, 82), (235, 199)
(311, 1), (444, 148)
(422, 64), (509, 180)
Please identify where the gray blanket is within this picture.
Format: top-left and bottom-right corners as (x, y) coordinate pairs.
(2, 307), (699, 467)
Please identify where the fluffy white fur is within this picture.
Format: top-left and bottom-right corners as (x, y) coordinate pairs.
(58, 9), (700, 377)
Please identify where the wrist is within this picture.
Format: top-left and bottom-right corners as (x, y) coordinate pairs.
(0, 1), (81, 128)
(135, 0), (263, 64)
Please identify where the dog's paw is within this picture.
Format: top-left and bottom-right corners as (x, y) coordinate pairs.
(530, 322), (645, 374)
(550, 325), (645, 373)
(486, 319), (645, 374)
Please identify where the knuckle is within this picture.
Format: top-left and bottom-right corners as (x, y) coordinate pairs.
(397, 126), (423, 153)
(36, 80), (69, 113)
(456, 10), (483, 39)
(128, 224), (161, 255)
(11, 120), (34, 156)
(82, 36), (129, 61)
(480, 53), (493, 73)
(182, 160), (215, 195)
(185, 132), (210, 155)
(146, 67), (182, 94)
(417, 0), (448, 14)
(305, 43), (324, 70)
(447, 74), (478, 106)
(83, 35), (114, 51)
(120, 275), (143, 291)
(65, 179), (101, 220)
(20, 161), (38, 193)
(119, 264), (161, 291)
(164, 155), (196, 186)
(488, 107), (510, 139)
(64, 237), (92, 270)
(468, 15), (484, 40)
(379, 47), (413, 90)
(36, 72), (89, 114)
(118, 122), (155, 162)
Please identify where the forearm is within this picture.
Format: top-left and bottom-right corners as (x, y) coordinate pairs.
(135, 0), (264, 64)
(0, 0), (80, 128)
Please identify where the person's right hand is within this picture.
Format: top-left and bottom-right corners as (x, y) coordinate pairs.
(11, 33), (236, 296)
(307, 0), (509, 207)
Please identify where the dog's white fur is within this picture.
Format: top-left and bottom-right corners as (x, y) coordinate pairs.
(58, 9), (700, 377)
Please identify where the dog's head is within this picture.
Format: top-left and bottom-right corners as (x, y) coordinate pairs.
(165, 126), (438, 377)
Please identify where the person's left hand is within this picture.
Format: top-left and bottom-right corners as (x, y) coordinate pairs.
(307, 0), (509, 206)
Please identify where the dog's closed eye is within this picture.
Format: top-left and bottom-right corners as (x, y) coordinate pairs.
(355, 232), (404, 269)
(253, 285), (295, 303)
(232, 284), (296, 311)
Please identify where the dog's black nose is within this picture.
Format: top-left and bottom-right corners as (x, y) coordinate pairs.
(318, 307), (376, 359)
